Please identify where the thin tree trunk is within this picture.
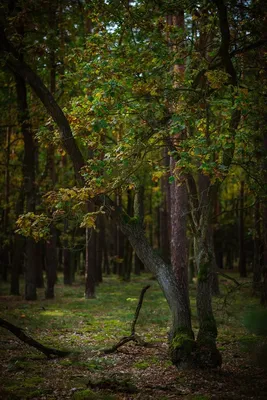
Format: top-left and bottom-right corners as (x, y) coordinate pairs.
(85, 225), (96, 298)
(261, 132), (267, 306)
(253, 200), (261, 294)
(63, 220), (72, 285)
(15, 73), (37, 301)
(1, 126), (11, 281)
(96, 217), (103, 283)
(35, 242), (44, 288)
(134, 185), (145, 275)
(45, 226), (57, 299)
(10, 187), (25, 295)
(123, 190), (134, 281)
(239, 181), (247, 277)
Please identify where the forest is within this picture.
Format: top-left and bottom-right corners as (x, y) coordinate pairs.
(1, 0), (267, 399)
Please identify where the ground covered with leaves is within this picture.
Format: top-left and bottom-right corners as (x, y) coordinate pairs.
(1, 274), (267, 400)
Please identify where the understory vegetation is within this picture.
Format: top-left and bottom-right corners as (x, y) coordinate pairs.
(1, 273), (267, 400)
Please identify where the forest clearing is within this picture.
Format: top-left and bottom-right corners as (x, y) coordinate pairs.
(1, 0), (267, 398)
(1, 274), (267, 400)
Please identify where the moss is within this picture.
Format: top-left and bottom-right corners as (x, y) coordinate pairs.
(133, 361), (150, 369)
(198, 316), (218, 342)
(171, 332), (195, 353)
(21, 376), (44, 389)
(122, 214), (140, 225)
(5, 384), (48, 400)
(73, 389), (96, 400)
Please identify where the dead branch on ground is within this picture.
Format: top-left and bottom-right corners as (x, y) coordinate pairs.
(0, 317), (70, 358)
(102, 285), (150, 354)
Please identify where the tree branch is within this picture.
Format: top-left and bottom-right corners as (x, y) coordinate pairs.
(0, 318), (70, 358)
(102, 285), (150, 354)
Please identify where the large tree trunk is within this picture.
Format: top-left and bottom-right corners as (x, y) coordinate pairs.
(192, 175), (221, 367)
(159, 149), (171, 263)
(169, 158), (194, 368)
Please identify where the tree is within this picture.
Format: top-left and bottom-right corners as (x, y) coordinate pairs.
(1, 0), (267, 367)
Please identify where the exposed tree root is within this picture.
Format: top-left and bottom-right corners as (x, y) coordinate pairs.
(0, 317), (70, 358)
(102, 285), (150, 354)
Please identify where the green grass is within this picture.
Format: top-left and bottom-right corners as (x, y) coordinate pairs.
(0, 272), (266, 399)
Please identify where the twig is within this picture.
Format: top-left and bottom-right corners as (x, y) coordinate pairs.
(0, 317), (70, 358)
(102, 285), (150, 354)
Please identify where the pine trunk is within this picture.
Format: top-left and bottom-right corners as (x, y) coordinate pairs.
(15, 74), (37, 301)
(169, 158), (194, 368)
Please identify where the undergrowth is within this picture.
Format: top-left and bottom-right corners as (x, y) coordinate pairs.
(0, 273), (266, 399)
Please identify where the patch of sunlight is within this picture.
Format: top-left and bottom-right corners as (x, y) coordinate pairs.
(40, 310), (65, 317)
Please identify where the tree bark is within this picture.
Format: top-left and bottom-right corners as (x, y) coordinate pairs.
(192, 175), (221, 366)
(15, 73), (37, 301)
(45, 226), (57, 299)
(159, 149), (171, 263)
(261, 132), (267, 306)
(238, 181), (247, 277)
(169, 157), (194, 367)
(253, 200), (261, 295)
(85, 203), (96, 298)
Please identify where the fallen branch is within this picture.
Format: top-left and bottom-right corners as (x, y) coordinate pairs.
(0, 317), (70, 358)
(102, 285), (150, 354)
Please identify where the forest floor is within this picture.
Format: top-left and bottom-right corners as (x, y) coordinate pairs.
(1, 273), (267, 400)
